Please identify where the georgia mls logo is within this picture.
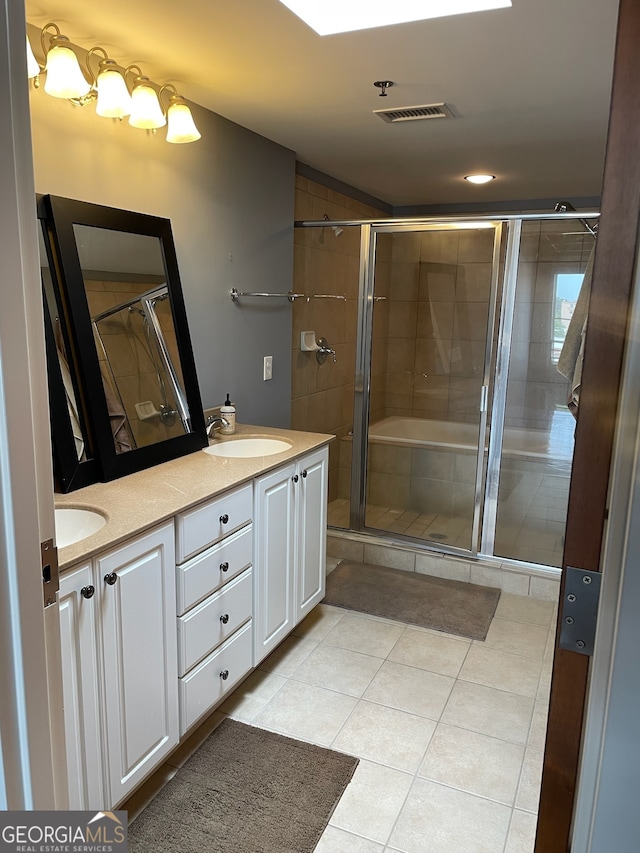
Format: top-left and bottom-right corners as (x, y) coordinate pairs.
(0, 810), (127, 852)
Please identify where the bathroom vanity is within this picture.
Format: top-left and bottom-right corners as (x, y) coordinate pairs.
(54, 424), (331, 810)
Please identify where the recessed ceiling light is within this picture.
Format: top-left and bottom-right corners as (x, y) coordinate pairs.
(277, 1), (512, 36)
(464, 174), (496, 184)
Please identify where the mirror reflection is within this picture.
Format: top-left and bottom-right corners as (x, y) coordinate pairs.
(74, 224), (191, 453)
(39, 226), (90, 464)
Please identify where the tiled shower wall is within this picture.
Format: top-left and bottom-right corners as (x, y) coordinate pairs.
(373, 227), (496, 425)
(291, 176), (386, 500)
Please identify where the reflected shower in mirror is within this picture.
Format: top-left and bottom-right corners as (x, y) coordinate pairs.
(41, 195), (206, 489)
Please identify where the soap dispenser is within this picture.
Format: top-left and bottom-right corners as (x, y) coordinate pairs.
(220, 394), (236, 434)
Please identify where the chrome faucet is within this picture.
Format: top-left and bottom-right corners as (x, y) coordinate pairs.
(206, 416), (229, 437)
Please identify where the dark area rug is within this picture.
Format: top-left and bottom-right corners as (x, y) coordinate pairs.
(325, 560), (500, 640)
(128, 718), (358, 853)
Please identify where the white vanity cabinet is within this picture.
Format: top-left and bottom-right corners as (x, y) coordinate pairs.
(58, 523), (179, 809)
(253, 446), (328, 663)
(175, 482), (254, 735)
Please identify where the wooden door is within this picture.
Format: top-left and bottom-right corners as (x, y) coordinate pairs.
(535, 0), (640, 849)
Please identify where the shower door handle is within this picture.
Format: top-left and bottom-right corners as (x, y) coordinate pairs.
(480, 385), (489, 412)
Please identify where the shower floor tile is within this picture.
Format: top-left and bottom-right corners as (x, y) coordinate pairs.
(328, 495), (565, 567)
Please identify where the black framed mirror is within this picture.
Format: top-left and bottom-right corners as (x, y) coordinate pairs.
(40, 195), (206, 490)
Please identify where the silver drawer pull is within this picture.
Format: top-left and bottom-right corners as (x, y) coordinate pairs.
(220, 669), (229, 680)
(220, 613), (230, 624)
(220, 561), (229, 572)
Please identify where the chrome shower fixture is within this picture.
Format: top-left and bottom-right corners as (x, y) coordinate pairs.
(322, 213), (344, 237)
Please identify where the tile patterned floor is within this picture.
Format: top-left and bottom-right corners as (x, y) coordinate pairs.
(219, 581), (557, 853)
(328, 496), (566, 567)
(124, 573), (557, 853)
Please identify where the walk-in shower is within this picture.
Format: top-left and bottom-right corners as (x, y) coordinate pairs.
(292, 211), (598, 569)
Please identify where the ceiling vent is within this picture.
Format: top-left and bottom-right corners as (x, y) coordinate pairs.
(373, 103), (455, 123)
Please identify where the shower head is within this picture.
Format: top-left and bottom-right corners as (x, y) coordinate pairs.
(554, 201), (576, 213)
(554, 201), (598, 238)
(322, 213), (343, 237)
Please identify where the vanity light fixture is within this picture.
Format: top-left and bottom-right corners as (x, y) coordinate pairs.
(87, 48), (132, 118)
(40, 22), (91, 100)
(127, 66), (166, 129)
(464, 174), (495, 184)
(26, 34), (40, 79)
(160, 84), (201, 143)
(26, 21), (201, 144)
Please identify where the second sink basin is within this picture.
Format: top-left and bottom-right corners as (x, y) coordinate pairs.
(55, 507), (107, 548)
(203, 437), (292, 458)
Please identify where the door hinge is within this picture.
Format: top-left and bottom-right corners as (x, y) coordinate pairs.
(41, 538), (59, 609)
(559, 566), (602, 656)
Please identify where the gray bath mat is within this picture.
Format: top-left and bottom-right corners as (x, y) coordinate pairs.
(128, 718), (358, 853)
(325, 561), (500, 640)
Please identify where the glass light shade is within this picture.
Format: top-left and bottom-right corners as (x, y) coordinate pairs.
(166, 100), (201, 143)
(44, 39), (91, 99)
(129, 81), (166, 129)
(26, 36), (40, 78)
(96, 64), (132, 118)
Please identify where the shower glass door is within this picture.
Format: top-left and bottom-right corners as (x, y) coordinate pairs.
(357, 222), (502, 554)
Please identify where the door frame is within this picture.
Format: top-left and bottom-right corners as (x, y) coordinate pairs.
(349, 220), (505, 556)
(535, 0), (638, 848)
(0, 3), (63, 808)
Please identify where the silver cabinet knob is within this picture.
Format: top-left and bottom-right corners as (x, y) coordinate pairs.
(292, 474), (299, 483)
(220, 613), (230, 624)
(220, 669), (229, 680)
(220, 513), (229, 524)
(81, 585), (95, 599)
(220, 561), (229, 572)
(302, 469), (308, 478)
(104, 572), (118, 586)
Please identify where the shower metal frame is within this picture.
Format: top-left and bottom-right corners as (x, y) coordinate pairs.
(296, 211), (599, 562)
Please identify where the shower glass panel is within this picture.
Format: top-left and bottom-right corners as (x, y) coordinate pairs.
(363, 224), (501, 553)
(493, 218), (597, 566)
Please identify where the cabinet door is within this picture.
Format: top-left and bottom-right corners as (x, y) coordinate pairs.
(98, 523), (178, 805)
(296, 447), (328, 621)
(58, 564), (104, 809)
(253, 462), (296, 664)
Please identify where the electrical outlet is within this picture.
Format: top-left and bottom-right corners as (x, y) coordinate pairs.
(263, 355), (273, 381)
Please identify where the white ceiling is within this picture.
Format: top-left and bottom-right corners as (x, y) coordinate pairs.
(25, 0), (620, 208)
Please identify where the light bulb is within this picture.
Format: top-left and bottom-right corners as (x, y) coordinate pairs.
(129, 78), (166, 129)
(44, 36), (90, 99)
(166, 99), (201, 143)
(26, 35), (40, 78)
(464, 174), (495, 185)
(95, 61), (132, 118)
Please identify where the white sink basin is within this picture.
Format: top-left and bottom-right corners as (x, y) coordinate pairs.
(55, 507), (106, 548)
(203, 437), (292, 458)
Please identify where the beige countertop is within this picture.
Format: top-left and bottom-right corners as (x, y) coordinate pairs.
(54, 424), (334, 570)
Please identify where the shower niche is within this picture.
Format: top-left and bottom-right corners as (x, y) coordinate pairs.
(39, 195), (206, 491)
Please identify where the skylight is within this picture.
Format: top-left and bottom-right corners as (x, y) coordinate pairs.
(278, 0), (512, 36)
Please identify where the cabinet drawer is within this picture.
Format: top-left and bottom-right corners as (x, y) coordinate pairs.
(177, 524), (252, 615)
(177, 569), (252, 676)
(179, 620), (253, 735)
(176, 483), (252, 563)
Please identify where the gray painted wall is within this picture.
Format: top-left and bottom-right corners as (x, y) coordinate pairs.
(29, 84), (295, 428)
